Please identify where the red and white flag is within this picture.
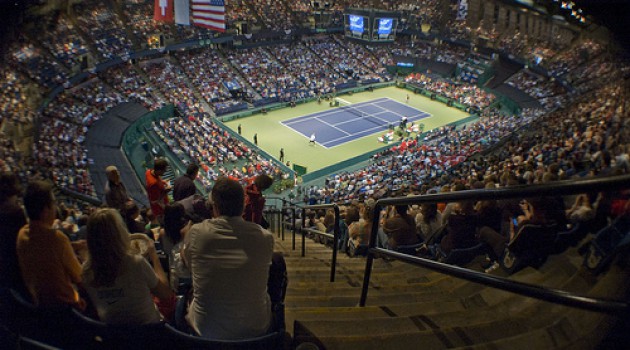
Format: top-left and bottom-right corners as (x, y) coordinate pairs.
(154, 0), (174, 22)
(192, 0), (226, 32)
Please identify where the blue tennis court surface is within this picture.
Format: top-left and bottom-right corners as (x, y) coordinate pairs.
(281, 97), (431, 148)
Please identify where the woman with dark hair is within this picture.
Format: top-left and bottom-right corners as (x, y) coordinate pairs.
(0, 172), (27, 294)
(415, 202), (443, 242)
(348, 203), (374, 256)
(383, 205), (420, 249)
(82, 208), (174, 324)
(160, 203), (192, 291)
(122, 201), (146, 234)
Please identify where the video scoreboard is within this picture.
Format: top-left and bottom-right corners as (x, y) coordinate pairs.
(344, 10), (398, 42)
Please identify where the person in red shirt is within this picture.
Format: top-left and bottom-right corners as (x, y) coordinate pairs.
(146, 158), (171, 221)
(243, 174), (273, 228)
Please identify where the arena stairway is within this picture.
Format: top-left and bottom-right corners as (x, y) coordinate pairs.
(273, 235), (629, 349)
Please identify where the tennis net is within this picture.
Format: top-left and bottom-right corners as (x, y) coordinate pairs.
(335, 98), (365, 119)
(335, 98), (390, 128)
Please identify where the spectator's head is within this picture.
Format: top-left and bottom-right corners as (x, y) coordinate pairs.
(23, 180), (55, 224)
(212, 177), (245, 217)
(254, 174), (273, 191)
(344, 205), (360, 225)
(186, 163), (200, 179)
(105, 166), (120, 184)
(85, 208), (130, 287)
(77, 214), (89, 228)
(153, 158), (169, 176)
(164, 203), (188, 244)
(0, 172), (22, 203)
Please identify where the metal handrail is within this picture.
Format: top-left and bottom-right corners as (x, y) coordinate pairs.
(301, 204), (340, 282)
(359, 174), (630, 315)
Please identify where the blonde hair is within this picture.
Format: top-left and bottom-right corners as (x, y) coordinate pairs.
(84, 208), (131, 287)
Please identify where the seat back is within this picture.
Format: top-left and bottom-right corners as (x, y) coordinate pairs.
(584, 214), (630, 274)
(442, 243), (486, 266)
(508, 223), (558, 254)
(393, 242), (423, 256)
(70, 310), (172, 350)
(3, 289), (80, 349)
(164, 323), (285, 350)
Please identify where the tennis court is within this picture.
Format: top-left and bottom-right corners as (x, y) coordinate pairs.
(281, 97), (430, 148)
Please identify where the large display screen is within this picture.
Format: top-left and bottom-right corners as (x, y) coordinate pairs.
(378, 18), (393, 35)
(349, 15), (364, 33)
(344, 11), (397, 42)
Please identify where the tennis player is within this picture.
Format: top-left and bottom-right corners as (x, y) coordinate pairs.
(309, 133), (316, 145)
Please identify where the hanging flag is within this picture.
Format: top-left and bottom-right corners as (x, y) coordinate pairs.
(456, 0), (468, 21)
(154, 0), (174, 22)
(174, 0), (190, 25)
(192, 0), (226, 32)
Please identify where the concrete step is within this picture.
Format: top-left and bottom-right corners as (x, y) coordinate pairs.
(294, 317), (530, 350)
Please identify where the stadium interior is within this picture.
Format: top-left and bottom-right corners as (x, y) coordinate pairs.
(1, 0), (630, 349)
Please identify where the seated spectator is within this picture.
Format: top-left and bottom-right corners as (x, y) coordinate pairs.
(439, 199), (478, 255)
(183, 177), (282, 340)
(160, 203), (192, 291)
(415, 200), (443, 242)
(0, 172), (27, 294)
(81, 208), (174, 324)
(16, 180), (86, 310)
(348, 203), (373, 255)
(383, 205), (420, 249)
(122, 201), (146, 234)
(478, 197), (556, 267)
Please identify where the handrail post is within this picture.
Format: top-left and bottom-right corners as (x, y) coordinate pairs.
(359, 202), (382, 307)
(330, 204), (340, 282)
(281, 206), (286, 241)
(291, 207), (296, 251)
(277, 210), (283, 240)
(301, 208), (306, 257)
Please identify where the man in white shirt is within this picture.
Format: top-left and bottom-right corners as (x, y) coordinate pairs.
(183, 177), (275, 340)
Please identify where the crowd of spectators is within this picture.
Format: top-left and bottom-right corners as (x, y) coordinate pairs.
(545, 40), (603, 78)
(226, 46), (313, 103)
(225, 0), (262, 32)
(267, 42), (337, 97)
(0, 67), (35, 125)
(0, 0), (626, 207)
(506, 69), (570, 110)
(123, 0), (173, 47)
(38, 15), (90, 69)
(314, 75), (628, 204)
(74, 2), (134, 61)
(405, 72), (496, 109)
(153, 116), (286, 189)
(34, 79), (127, 196)
(175, 48), (253, 114)
(315, 107), (540, 202)
(99, 64), (166, 110)
(140, 59), (207, 115)
(7, 41), (69, 89)
(305, 35), (390, 85)
(249, 0), (298, 32)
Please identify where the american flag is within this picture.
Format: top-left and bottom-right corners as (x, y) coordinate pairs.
(192, 0), (226, 32)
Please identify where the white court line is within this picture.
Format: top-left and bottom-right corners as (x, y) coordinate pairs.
(313, 116), (352, 136)
(321, 111), (432, 148)
(283, 97), (431, 148)
(321, 122), (386, 148)
(282, 97), (391, 126)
